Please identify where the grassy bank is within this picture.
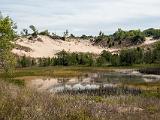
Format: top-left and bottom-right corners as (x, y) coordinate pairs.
(0, 64), (159, 78)
(0, 66), (113, 78)
(0, 80), (160, 120)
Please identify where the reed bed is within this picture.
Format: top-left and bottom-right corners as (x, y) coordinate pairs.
(139, 67), (160, 75)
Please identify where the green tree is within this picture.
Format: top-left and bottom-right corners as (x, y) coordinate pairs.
(113, 28), (126, 41)
(0, 16), (16, 76)
(85, 53), (94, 66)
(20, 56), (32, 67)
(143, 49), (154, 64)
(38, 58), (43, 67)
(100, 50), (112, 63)
(131, 33), (145, 44)
(56, 50), (69, 66)
(29, 25), (38, 37)
(134, 47), (143, 64)
(70, 34), (75, 38)
(39, 30), (50, 36)
(153, 42), (160, 63)
(63, 29), (69, 40)
(96, 56), (106, 66)
(80, 35), (88, 39)
(119, 49), (136, 66)
(143, 28), (155, 37)
(64, 29), (69, 36)
(143, 28), (160, 39)
(21, 29), (28, 36)
(111, 54), (120, 66)
(31, 58), (37, 66)
(68, 53), (78, 65)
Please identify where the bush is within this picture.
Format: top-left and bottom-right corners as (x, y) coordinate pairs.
(143, 28), (160, 39)
(39, 30), (50, 36)
(111, 54), (120, 66)
(119, 49), (136, 66)
(29, 25), (38, 37)
(17, 56), (33, 67)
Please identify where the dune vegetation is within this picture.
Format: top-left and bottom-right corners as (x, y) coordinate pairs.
(0, 13), (160, 120)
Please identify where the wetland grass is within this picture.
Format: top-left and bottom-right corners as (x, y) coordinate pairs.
(0, 80), (160, 120)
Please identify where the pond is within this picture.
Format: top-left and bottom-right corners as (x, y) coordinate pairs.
(23, 70), (160, 94)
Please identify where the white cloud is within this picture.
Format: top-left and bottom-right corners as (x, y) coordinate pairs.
(1, 0), (160, 35)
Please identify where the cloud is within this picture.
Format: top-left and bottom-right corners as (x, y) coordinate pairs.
(0, 0), (160, 35)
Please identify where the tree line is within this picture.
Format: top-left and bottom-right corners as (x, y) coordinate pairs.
(19, 24), (160, 50)
(16, 43), (160, 68)
(16, 51), (95, 67)
(1, 13), (160, 77)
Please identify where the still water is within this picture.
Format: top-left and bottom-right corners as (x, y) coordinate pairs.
(24, 70), (160, 93)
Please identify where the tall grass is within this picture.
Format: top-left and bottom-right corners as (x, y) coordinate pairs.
(0, 80), (160, 120)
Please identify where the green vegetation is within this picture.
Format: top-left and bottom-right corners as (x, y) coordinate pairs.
(20, 25), (160, 48)
(94, 28), (160, 48)
(29, 25), (38, 37)
(80, 34), (93, 39)
(119, 47), (143, 66)
(21, 28), (28, 36)
(15, 42), (160, 68)
(16, 51), (96, 67)
(0, 16), (16, 76)
(39, 30), (50, 36)
(0, 14), (160, 120)
(94, 29), (146, 47)
(0, 66), (114, 78)
(143, 28), (160, 39)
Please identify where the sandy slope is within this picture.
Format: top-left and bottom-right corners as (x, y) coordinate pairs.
(143, 37), (157, 45)
(12, 35), (118, 58)
(12, 35), (159, 58)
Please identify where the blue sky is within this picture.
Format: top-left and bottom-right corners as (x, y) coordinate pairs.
(1, 0), (160, 35)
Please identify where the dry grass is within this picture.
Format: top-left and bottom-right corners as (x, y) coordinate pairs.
(0, 80), (160, 120)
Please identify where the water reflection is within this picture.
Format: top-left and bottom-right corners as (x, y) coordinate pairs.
(25, 71), (160, 92)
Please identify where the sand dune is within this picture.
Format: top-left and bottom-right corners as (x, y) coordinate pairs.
(12, 35), (118, 58)
(12, 35), (159, 58)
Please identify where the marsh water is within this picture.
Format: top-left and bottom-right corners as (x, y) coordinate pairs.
(24, 70), (160, 93)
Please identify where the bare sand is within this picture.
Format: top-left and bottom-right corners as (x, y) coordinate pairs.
(12, 35), (118, 58)
(12, 35), (159, 58)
